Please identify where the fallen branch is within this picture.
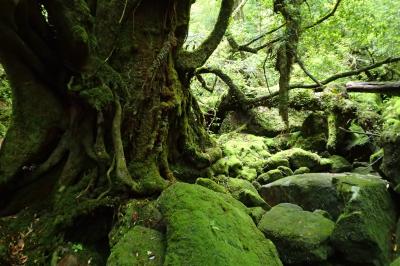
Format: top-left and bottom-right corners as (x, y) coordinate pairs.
(346, 81), (400, 95)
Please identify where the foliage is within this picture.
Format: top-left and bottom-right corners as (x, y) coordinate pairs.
(0, 66), (11, 138)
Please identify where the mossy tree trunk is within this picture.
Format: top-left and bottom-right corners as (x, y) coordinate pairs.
(0, 0), (233, 212)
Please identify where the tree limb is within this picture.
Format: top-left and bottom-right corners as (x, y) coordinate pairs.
(290, 56), (400, 89)
(304, 0), (342, 30)
(346, 81), (400, 95)
(177, 0), (234, 71)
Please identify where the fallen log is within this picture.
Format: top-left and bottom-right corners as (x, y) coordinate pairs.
(346, 81), (400, 95)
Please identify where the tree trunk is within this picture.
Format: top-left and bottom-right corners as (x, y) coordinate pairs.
(0, 0), (235, 212)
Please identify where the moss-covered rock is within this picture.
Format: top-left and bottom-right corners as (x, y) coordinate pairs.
(260, 173), (397, 265)
(328, 155), (352, 173)
(107, 226), (165, 266)
(330, 175), (396, 265)
(195, 178), (228, 194)
(293, 167), (310, 175)
(217, 133), (271, 174)
(277, 165), (293, 177)
(263, 156), (290, 172)
(247, 207), (266, 224)
(265, 148), (325, 172)
(157, 183), (282, 266)
(257, 169), (284, 185)
(258, 203), (334, 264)
(227, 178), (270, 209)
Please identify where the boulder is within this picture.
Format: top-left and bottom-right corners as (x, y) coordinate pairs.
(107, 226), (165, 266)
(257, 169), (284, 185)
(258, 203), (334, 264)
(227, 178), (270, 209)
(260, 173), (397, 265)
(158, 183), (282, 266)
(195, 178), (228, 194)
(328, 155), (352, 173)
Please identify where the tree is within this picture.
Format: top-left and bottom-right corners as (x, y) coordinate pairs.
(0, 0), (233, 212)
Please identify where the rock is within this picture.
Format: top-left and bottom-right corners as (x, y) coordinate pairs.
(195, 178), (228, 194)
(260, 173), (343, 219)
(263, 156), (290, 172)
(257, 169), (284, 185)
(235, 166), (258, 181)
(107, 226), (165, 266)
(258, 203), (334, 264)
(277, 166), (293, 177)
(265, 148), (326, 172)
(293, 167), (310, 175)
(157, 183), (282, 266)
(330, 175), (396, 265)
(260, 173), (397, 265)
(248, 207), (266, 224)
(217, 133), (271, 174)
(227, 178), (270, 209)
(381, 132), (400, 191)
(328, 155), (352, 173)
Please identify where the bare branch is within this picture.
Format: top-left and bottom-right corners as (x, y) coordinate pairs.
(304, 0), (342, 30)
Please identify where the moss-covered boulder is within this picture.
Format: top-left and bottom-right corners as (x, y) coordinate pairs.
(264, 148), (327, 173)
(328, 155), (352, 173)
(260, 173), (397, 265)
(158, 183), (282, 266)
(258, 203), (334, 264)
(293, 166), (310, 175)
(260, 173), (343, 219)
(107, 226), (165, 266)
(195, 178), (228, 194)
(330, 175), (396, 265)
(257, 169), (284, 185)
(226, 178), (270, 209)
(217, 133), (271, 175)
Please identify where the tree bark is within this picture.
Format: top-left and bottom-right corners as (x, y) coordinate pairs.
(0, 0), (232, 212)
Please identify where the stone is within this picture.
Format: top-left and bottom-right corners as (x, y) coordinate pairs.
(257, 169), (284, 185)
(260, 173), (397, 265)
(258, 203), (334, 264)
(195, 178), (228, 194)
(227, 178), (270, 209)
(293, 167), (310, 175)
(107, 226), (165, 266)
(158, 183), (282, 266)
(328, 155), (352, 173)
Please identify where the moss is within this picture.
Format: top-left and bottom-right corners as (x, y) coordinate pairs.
(108, 200), (163, 248)
(331, 175), (396, 265)
(277, 165), (293, 177)
(217, 133), (271, 174)
(235, 166), (257, 181)
(195, 178), (228, 194)
(392, 257), (400, 266)
(268, 148), (323, 171)
(328, 155), (352, 173)
(226, 178), (269, 209)
(247, 207), (266, 224)
(157, 183), (282, 266)
(257, 169), (284, 185)
(258, 203), (334, 264)
(79, 85), (113, 110)
(107, 226), (165, 266)
(263, 156), (290, 172)
(294, 167), (310, 175)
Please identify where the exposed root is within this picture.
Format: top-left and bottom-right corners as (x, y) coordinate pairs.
(112, 96), (140, 192)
